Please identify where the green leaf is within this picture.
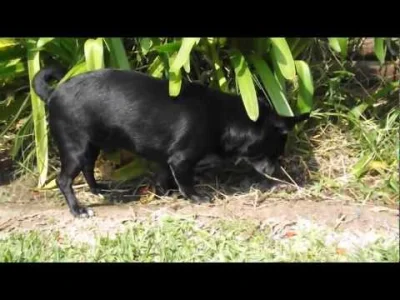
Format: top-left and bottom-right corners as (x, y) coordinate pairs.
(84, 38), (104, 71)
(104, 38), (130, 70)
(140, 38), (152, 55)
(0, 58), (26, 79)
(349, 103), (369, 120)
(337, 38), (348, 59)
(287, 38), (314, 59)
(269, 38), (296, 80)
(248, 54), (294, 117)
(148, 55), (165, 78)
(230, 49), (259, 121)
(0, 38), (19, 49)
(183, 59), (191, 73)
(328, 38), (341, 53)
(0, 44), (25, 62)
(352, 153), (374, 178)
(374, 38), (386, 65)
(208, 42), (228, 92)
(111, 157), (149, 181)
(295, 60), (314, 113)
(58, 62), (87, 84)
(168, 53), (182, 97)
(254, 38), (269, 56)
(37, 38), (55, 49)
(372, 80), (399, 99)
(27, 41), (48, 187)
(170, 38), (200, 73)
(154, 41), (182, 54)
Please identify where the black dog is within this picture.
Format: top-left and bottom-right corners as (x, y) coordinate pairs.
(33, 67), (309, 218)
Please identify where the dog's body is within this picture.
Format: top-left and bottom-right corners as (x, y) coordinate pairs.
(33, 67), (309, 217)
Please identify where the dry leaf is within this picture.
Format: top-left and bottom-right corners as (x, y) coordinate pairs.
(284, 231), (297, 238)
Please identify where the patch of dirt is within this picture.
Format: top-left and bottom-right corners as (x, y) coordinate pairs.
(0, 194), (398, 246)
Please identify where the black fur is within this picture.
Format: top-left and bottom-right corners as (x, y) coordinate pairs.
(33, 67), (309, 218)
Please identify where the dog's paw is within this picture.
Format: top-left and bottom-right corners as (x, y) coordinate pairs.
(71, 207), (95, 218)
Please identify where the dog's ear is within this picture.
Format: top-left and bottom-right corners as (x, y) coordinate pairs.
(270, 112), (310, 134)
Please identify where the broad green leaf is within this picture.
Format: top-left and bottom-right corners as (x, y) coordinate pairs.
(374, 38), (386, 65)
(140, 38), (152, 55)
(0, 58), (26, 79)
(230, 49), (259, 121)
(183, 59), (191, 73)
(271, 57), (286, 92)
(287, 38), (300, 52)
(328, 38), (341, 52)
(367, 160), (388, 175)
(217, 37), (227, 46)
(150, 38), (161, 47)
(39, 38), (77, 66)
(0, 44), (25, 62)
(249, 54), (294, 117)
(58, 62), (87, 84)
(295, 60), (314, 113)
(270, 38), (296, 80)
(0, 38), (19, 49)
(27, 41), (48, 187)
(148, 55), (165, 78)
(351, 153), (373, 178)
(254, 38), (269, 55)
(103, 151), (121, 164)
(372, 80), (399, 99)
(104, 38), (130, 70)
(37, 38), (55, 49)
(154, 41), (182, 54)
(84, 38), (104, 71)
(289, 38), (313, 59)
(40, 178), (57, 190)
(168, 53), (182, 97)
(208, 43), (228, 92)
(337, 38), (348, 58)
(170, 38), (200, 73)
(349, 103), (369, 120)
(111, 157), (149, 181)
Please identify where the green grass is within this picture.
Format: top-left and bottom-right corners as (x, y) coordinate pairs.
(1, 216), (398, 262)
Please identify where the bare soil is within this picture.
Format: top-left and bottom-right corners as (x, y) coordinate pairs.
(0, 147), (399, 248)
(0, 187), (398, 245)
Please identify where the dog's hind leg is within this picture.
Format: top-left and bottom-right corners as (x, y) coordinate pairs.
(154, 162), (178, 196)
(53, 131), (95, 218)
(57, 153), (94, 218)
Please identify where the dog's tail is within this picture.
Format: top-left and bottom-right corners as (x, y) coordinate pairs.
(32, 66), (67, 104)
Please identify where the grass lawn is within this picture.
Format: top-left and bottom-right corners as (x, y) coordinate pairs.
(1, 216), (398, 262)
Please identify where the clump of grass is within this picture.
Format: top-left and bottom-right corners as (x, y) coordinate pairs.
(0, 216), (398, 262)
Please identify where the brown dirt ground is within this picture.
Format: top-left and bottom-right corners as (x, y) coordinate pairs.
(0, 184), (399, 242)
(0, 147), (399, 244)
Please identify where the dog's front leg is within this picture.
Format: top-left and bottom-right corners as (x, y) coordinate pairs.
(168, 154), (211, 203)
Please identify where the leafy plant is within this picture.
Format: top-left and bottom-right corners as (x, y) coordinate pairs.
(1, 37), (395, 190)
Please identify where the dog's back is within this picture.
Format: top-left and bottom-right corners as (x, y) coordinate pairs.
(46, 69), (242, 159)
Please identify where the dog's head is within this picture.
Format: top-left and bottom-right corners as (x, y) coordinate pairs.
(242, 111), (310, 176)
